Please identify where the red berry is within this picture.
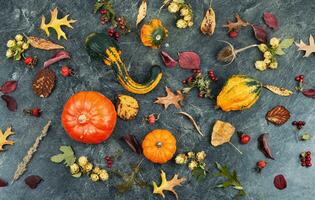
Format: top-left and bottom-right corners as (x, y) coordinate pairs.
(100, 9), (107, 14)
(302, 162), (306, 167)
(187, 76), (193, 82)
(117, 17), (122, 22)
(257, 160), (267, 169)
(229, 31), (238, 39)
(292, 121), (297, 125)
(198, 93), (204, 98)
(61, 66), (72, 77)
(240, 134), (251, 144)
(295, 76), (301, 81)
(114, 32), (120, 39)
(148, 115), (156, 125)
(182, 80), (187, 84)
(299, 75), (304, 80)
(31, 108), (41, 117)
(306, 151), (311, 155)
(24, 57), (33, 65)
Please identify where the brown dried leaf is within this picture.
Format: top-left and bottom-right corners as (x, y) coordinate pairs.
(136, 0), (147, 26)
(25, 175), (43, 189)
(28, 36), (64, 50)
(154, 87), (184, 109)
(200, 6), (216, 36)
(295, 35), (315, 57)
(32, 68), (56, 98)
(153, 170), (186, 200)
(0, 178), (8, 187)
(211, 120), (235, 147)
(264, 85), (293, 96)
(223, 14), (250, 32)
(266, 105), (290, 126)
(0, 127), (14, 151)
(1, 95), (17, 112)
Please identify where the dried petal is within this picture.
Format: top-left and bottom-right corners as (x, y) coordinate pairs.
(121, 134), (142, 154)
(258, 134), (274, 159)
(302, 89), (315, 98)
(266, 105), (290, 126)
(160, 51), (177, 68)
(25, 175), (43, 189)
(0, 178), (8, 187)
(43, 50), (71, 68)
(178, 51), (200, 70)
(274, 175), (287, 190)
(28, 36), (64, 50)
(264, 85), (293, 96)
(263, 12), (279, 30)
(0, 81), (17, 94)
(252, 25), (267, 43)
(136, 0), (147, 26)
(1, 95), (17, 112)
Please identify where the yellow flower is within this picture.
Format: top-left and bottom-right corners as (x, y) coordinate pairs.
(196, 151), (206, 162)
(78, 156), (88, 167)
(70, 163), (80, 174)
(258, 44), (268, 53)
(187, 152), (195, 158)
(6, 49), (14, 58)
(188, 21), (194, 27)
(22, 43), (29, 50)
(176, 19), (187, 29)
(93, 167), (101, 174)
(180, 7), (190, 16)
(90, 173), (100, 182)
(7, 40), (16, 48)
(264, 51), (272, 59)
(263, 58), (271, 64)
(15, 34), (24, 41)
(99, 169), (109, 181)
(184, 15), (192, 22)
(16, 41), (24, 47)
(175, 153), (188, 165)
(255, 61), (267, 71)
(84, 162), (93, 173)
(270, 37), (280, 48)
(188, 160), (198, 170)
(269, 62), (278, 69)
(167, 2), (180, 13)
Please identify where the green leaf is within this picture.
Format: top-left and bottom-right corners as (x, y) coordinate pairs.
(233, 185), (244, 190)
(50, 154), (64, 163)
(50, 146), (76, 167)
(72, 172), (82, 178)
(192, 166), (207, 181)
(279, 38), (294, 49)
(275, 48), (285, 55)
(301, 133), (311, 141)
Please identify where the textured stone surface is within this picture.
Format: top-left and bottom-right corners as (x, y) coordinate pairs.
(0, 0), (314, 199)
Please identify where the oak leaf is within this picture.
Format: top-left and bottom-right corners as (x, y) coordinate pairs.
(223, 14), (249, 32)
(40, 8), (76, 40)
(27, 36), (64, 50)
(153, 170), (186, 200)
(266, 105), (290, 126)
(0, 127), (15, 151)
(295, 35), (315, 57)
(154, 87), (184, 109)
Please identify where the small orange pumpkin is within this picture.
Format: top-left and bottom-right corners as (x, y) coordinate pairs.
(142, 129), (176, 164)
(140, 19), (168, 48)
(61, 91), (117, 144)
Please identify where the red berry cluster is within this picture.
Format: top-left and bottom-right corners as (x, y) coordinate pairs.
(208, 70), (218, 81)
(295, 74), (304, 91)
(256, 160), (267, 172)
(104, 156), (113, 168)
(229, 31), (238, 39)
(24, 56), (37, 68)
(300, 151), (312, 167)
(61, 65), (74, 77)
(295, 74), (304, 82)
(107, 28), (121, 40)
(292, 120), (305, 130)
(23, 107), (41, 117)
(182, 70), (201, 85)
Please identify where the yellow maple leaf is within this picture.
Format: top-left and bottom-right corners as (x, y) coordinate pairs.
(153, 170), (186, 200)
(0, 127), (15, 151)
(40, 8), (76, 40)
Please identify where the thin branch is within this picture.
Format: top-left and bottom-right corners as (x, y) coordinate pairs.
(177, 112), (204, 136)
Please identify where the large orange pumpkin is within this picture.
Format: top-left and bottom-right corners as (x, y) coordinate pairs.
(61, 91), (117, 144)
(142, 129), (176, 164)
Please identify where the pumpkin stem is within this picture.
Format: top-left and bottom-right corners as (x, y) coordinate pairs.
(78, 114), (87, 124)
(156, 141), (163, 148)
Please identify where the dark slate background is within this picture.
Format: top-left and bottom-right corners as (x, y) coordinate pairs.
(0, 0), (314, 199)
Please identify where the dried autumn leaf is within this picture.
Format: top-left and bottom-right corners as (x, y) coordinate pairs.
(153, 170), (186, 200)
(266, 105), (290, 126)
(223, 14), (249, 32)
(302, 89), (315, 98)
(263, 12), (279, 30)
(264, 85), (293, 96)
(0, 178), (8, 187)
(27, 36), (64, 50)
(136, 0), (147, 26)
(121, 134), (142, 154)
(0, 80), (17, 94)
(295, 35), (315, 57)
(0, 127), (15, 151)
(160, 51), (177, 68)
(25, 175), (43, 189)
(211, 120), (235, 147)
(178, 51), (201, 70)
(116, 95), (139, 120)
(252, 25), (267, 43)
(258, 134), (274, 159)
(274, 174), (287, 190)
(1, 95), (17, 112)
(43, 50), (71, 68)
(200, 4), (216, 36)
(40, 8), (77, 40)
(154, 87), (184, 109)
(32, 68), (56, 98)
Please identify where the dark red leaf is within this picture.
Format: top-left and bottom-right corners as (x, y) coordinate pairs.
(44, 50), (71, 68)
(178, 51), (201, 70)
(160, 51), (178, 68)
(252, 25), (267, 43)
(0, 80), (17, 94)
(263, 12), (279, 30)
(1, 95), (17, 112)
(25, 175), (43, 189)
(258, 134), (274, 159)
(121, 134), (142, 154)
(274, 174), (287, 190)
(302, 89), (315, 98)
(0, 178), (8, 187)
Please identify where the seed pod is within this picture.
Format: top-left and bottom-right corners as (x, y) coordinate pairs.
(200, 2), (216, 36)
(32, 68), (56, 98)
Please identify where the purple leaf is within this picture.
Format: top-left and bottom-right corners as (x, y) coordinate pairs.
(302, 89), (315, 98)
(178, 51), (201, 70)
(0, 178), (8, 187)
(160, 51), (178, 68)
(1, 95), (17, 112)
(0, 80), (17, 94)
(258, 134), (274, 159)
(274, 174), (287, 190)
(44, 50), (71, 68)
(263, 12), (279, 30)
(121, 134), (142, 154)
(25, 175), (43, 189)
(252, 25), (267, 43)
